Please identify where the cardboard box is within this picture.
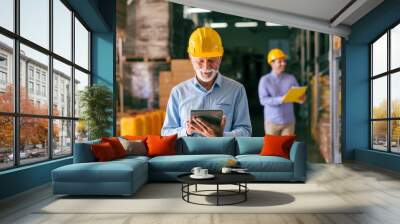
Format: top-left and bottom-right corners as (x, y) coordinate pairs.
(159, 96), (169, 108)
(173, 74), (193, 83)
(171, 59), (194, 74)
(159, 71), (173, 84)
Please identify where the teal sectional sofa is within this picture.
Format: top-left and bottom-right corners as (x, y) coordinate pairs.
(52, 137), (306, 196)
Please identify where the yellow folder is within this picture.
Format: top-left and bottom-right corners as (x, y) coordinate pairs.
(282, 86), (307, 103)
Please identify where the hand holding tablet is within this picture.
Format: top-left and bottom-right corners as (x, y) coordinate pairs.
(188, 110), (225, 137)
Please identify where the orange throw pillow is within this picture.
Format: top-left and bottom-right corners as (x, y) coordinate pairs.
(146, 134), (177, 157)
(91, 142), (117, 161)
(260, 135), (296, 159)
(101, 137), (127, 158)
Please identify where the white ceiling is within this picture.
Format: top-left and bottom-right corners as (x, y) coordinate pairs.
(167, 0), (384, 37)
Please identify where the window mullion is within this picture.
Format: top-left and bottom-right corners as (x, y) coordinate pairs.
(13, 0), (20, 167)
(387, 29), (391, 152)
(370, 45), (373, 149)
(71, 10), (76, 155)
(48, 0), (53, 160)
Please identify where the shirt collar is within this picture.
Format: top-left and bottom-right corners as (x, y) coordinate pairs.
(192, 73), (223, 92)
(270, 71), (285, 79)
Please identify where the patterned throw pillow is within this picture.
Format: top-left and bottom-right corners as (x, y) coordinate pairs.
(118, 137), (147, 156)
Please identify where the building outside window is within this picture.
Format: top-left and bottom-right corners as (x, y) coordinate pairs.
(28, 81), (34, 94)
(0, 54), (7, 89)
(41, 73), (46, 83)
(0, 71), (6, 85)
(41, 85), (46, 97)
(28, 66), (34, 80)
(35, 83), (40, 95)
(35, 70), (40, 81)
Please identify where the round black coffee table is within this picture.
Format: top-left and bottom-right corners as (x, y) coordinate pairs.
(177, 173), (255, 206)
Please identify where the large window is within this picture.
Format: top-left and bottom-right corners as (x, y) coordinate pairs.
(0, 0), (91, 171)
(370, 23), (400, 153)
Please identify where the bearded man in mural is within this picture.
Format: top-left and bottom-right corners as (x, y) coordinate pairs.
(161, 27), (252, 137)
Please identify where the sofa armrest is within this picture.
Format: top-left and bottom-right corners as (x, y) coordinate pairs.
(73, 140), (100, 163)
(289, 141), (307, 181)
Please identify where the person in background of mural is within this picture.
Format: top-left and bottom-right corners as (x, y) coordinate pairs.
(161, 27), (252, 137)
(258, 48), (305, 136)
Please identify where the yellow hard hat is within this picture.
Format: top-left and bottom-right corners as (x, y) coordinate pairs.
(267, 48), (287, 64)
(187, 27), (224, 58)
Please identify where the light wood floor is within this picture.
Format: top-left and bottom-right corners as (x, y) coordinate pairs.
(1, 162), (400, 224)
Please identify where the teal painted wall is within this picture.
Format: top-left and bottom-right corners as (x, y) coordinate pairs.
(0, 0), (116, 200)
(344, 0), (400, 170)
(92, 32), (116, 135)
(0, 158), (72, 199)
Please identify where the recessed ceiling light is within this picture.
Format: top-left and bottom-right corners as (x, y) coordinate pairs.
(265, 22), (283, 26)
(234, 22), (258, 28)
(186, 8), (211, 14)
(210, 23), (228, 28)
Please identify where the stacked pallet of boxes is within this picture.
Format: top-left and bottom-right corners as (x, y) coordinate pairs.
(120, 110), (166, 136)
(123, 0), (170, 109)
(118, 0), (170, 136)
(159, 59), (195, 108)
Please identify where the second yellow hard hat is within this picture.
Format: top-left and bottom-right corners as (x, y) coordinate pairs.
(187, 27), (224, 58)
(267, 48), (287, 64)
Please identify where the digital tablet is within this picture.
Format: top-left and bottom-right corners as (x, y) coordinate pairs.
(190, 110), (223, 129)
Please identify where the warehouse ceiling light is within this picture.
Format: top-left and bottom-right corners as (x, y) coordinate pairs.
(234, 22), (258, 28)
(265, 22), (283, 26)
(210, 22), (228, 28)
(186, 7), (211, 14)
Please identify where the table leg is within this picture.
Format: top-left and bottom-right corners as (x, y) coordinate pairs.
(195, 184), (197, 192)
(217, 184), (219, 206)
(187, 184), (190, 202)
(245, 183), (247, 201)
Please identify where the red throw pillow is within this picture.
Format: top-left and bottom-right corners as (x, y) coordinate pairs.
(260, 135), (296, 159)
(146, 134), (177, 157)
(101, 137), (127, 158)
(91, 142), (117, 161)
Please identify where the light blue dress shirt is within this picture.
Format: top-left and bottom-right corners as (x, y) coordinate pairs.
(258, 72), (299, 125)
(161, 74), (252, 137)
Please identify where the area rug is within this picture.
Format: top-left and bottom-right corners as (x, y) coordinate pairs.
(37, 183), (362, 214)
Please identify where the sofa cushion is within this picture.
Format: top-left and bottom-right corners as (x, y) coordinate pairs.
(177, 137), (236, 155)
(148, 154), (235, 172)
(115, 155), (150, 163)
(236, 155), (293, 172)
(236, 137), (263, 155)
(53, 158), (147, 183)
